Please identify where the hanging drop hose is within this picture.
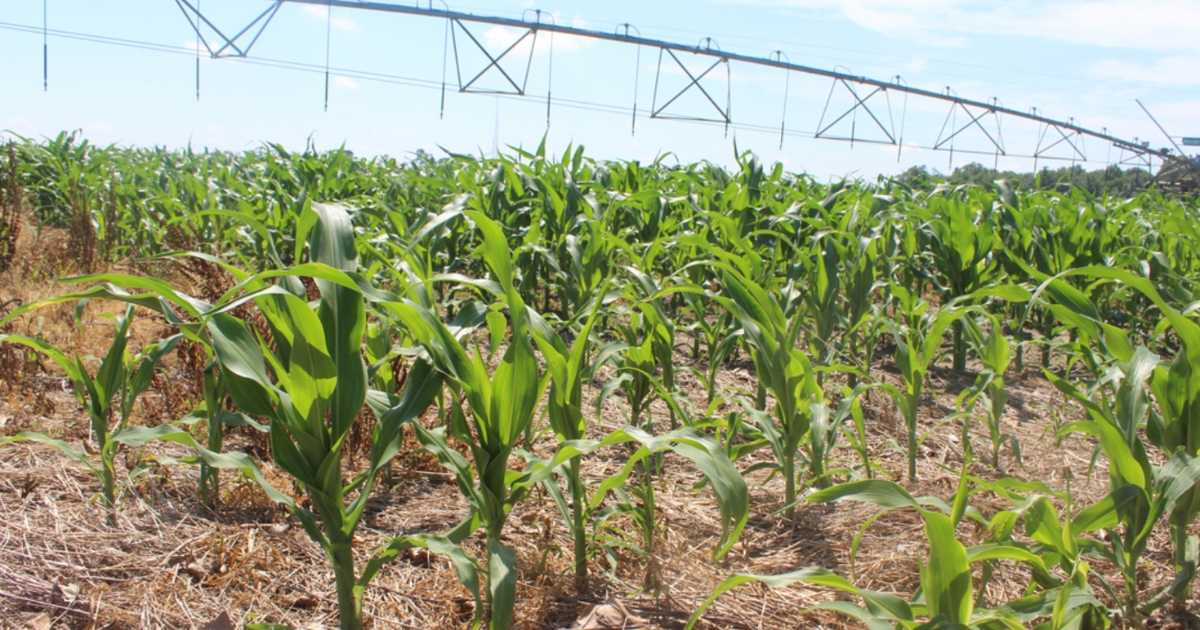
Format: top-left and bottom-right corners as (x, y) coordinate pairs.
(323, 0), (332, 112)
(439, 15), (449, 119)
(770, 51), (790, 150)
(618, 23), (642, 136)
(43, 0), (48, 91)
(195, 0), (200, 100)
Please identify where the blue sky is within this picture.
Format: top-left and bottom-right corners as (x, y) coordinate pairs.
(1, 0), (1197, 178)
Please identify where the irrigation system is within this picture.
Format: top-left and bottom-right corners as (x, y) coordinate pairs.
(11, 0), (1200, 181)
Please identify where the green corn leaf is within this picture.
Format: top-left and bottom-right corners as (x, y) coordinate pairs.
(0, 432), (99, 476)
(808, 479), (922, 510)
(358, 534), (481, 627)
(487, 540), (518, 630)
(207, 313), (278, 416)
(922, 510), (973, 624)
(93, 307), (134, 405)
(684, 567), (864, 630)
(310, 204), (368, 441)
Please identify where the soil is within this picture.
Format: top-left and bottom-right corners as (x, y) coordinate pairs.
(1, 217), (1199, 630)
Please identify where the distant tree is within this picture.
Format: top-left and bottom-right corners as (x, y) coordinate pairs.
(903, 161), (1155, 198)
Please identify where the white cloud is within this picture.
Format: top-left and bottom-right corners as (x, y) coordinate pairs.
(1091, 56), (1200, 87)
(3, 117), (33, 131)
(334, 76), (361, 90)
(482, 26), (527, 52)
(479, 19), (593, 57)
(301, 4), (360, 33)
(733, 0), (1200, 52)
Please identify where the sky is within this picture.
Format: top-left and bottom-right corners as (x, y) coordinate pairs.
(1, 0), (1197, 178)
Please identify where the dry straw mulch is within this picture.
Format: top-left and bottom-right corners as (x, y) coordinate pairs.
(2, 222), (1200, 629)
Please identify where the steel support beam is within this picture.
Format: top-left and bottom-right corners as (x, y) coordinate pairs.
(815, 78), (896, 145)
(170, 0), (1186, 169)
(650, 47), (730, 125)
(448, 19), (537, 95)
(175, 0), (282, 58)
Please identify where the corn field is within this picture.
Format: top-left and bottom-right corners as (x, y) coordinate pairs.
(2, 131), (1200, 629)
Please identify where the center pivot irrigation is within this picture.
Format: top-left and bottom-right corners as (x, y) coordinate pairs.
(23, 0), (1194, 174)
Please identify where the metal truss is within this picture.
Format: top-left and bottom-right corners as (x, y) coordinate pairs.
(449, 18), (537, 95)
(1034, 117), (1087, 163)
(175, 0), (282, 58)
(1117, 140), (1153, 170)
(166, 0), (1193, 173)
(649, 42), (730, 126)
(934, 100), (1005, 156)
(815, 77), (898, 146)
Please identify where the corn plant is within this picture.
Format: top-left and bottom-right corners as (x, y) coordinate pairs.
(715, 262), (826, 512)
(599, 310), (657, 431)
(624, 264), (680, 428)
(958, 315), (1018, 470)
(878, 284), (970, 480)
(680, 287), (739, 407)
(190, 360), (230, 504)
(917, 195), (999, 370)
(202, 203), (483, 630)
(800, 236), (841, 375)
(832, 384), (890, 480)
(689, 474), (1103, 630)
(0, 306), (179, 513)
(1049, 346), (1200, 621)
(384, 210), (545, 629)
(838, 236), (882, 388)
(528, 285), (609, 583)
(582, 425), (749, 594)
(1037, 265), (1200, 615)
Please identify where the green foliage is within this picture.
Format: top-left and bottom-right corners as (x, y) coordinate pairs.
(716, 261), (826, 515)
(5, 135), (1200, 628)
(1, 307), (179, 511)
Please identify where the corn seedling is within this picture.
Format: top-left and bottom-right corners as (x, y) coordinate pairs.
(203, 204), (483, 630)
(386, 210), (548, 629)
(0, 306), (179, 514)
(957, 315), (1019, 470)
(528, 281), (610, 583)
(716, 261), (827, 511)
(689, 472), (1101, 630)
(878, 283), (970, 480)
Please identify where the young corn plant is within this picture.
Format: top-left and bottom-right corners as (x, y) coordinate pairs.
(716, 263), (827, 512)
(680, 288), (739, 407)
(839, 237), (881, 388)
(917, 196), (999, 370)
(385, 210), (545, 630)
(800, 236), (840, 377)
(832, 384), (892, 481)
(0, 306), (180, 514)
(624, 264), (680, 428)
(528, 284), (609, 583)
(879, 284), (971, 481)
(1037, 266), (1200, 607)
(583, 425), (750, 595)
(1036, 265), (1200, 614)
(206, 204), (476, 630)
(599, 310), (657, 431)
(957, 315), (1018, 471)
(1050, 345), (1200, 622)
(689, 474), (1103, 630)
(188, 358), (234, 504)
